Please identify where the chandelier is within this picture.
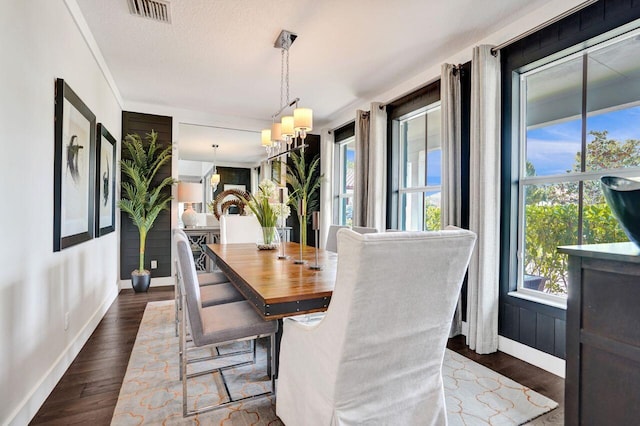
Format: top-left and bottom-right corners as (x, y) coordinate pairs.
(261, 30), (313, 160)
(210, 144), (220, 191)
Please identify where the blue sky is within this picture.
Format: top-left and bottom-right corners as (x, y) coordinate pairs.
(527, 106), (640, 176)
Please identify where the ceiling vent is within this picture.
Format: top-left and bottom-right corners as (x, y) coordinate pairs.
(127, 0), (171, 23)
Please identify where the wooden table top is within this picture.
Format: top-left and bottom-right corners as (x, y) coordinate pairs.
(205, 242), (337, 320)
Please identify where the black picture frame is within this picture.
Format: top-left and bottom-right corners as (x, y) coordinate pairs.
(53, 78), (96, 251)
(271, 158), (283, 185)
(95, 123), (116, 236)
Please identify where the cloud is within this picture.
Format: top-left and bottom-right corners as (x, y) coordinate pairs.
(526, 138), (579, 176)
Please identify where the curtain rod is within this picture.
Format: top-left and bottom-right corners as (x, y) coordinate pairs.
(491, 0), (599, 55)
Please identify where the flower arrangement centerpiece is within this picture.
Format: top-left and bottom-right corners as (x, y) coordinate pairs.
(248, 179), (290, 249)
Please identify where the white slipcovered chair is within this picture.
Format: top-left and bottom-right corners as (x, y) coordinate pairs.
(352, 225), (378, 234)
(219, 214), (262, 244)
(276, 227), (476, 425)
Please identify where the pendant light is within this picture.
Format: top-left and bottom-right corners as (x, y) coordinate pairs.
(210, 144), (220, 191)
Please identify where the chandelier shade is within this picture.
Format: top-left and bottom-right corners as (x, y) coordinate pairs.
(261, 129), (273, 146)
(281, 115), (295, 138)
(271, 122), (282, 142)
(294, 107), (313, 132)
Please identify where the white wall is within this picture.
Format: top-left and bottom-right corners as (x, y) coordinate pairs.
(0, 1), (122, 424)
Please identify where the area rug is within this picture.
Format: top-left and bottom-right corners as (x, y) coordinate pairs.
(111, 301), (557, 425)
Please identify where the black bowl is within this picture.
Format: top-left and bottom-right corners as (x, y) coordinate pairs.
(601, 176), (640, 247)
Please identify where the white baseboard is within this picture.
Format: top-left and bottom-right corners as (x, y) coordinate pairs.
(458, 321), (565, 378)
(7, 284), (119, 426)
(118, 276), (175, 290)
(498, 336), (565, 378)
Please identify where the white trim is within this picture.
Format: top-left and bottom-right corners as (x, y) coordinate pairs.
(5, 284), (119, 426)
(118, 276), (175, 290)
(498, 336), (566, 378)
(459, 322), (565, 377)
(63, 0), (124, 108)
(508, 290), (567, 310)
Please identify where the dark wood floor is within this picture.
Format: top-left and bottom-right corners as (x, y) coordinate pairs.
(30, 286), (564, 425)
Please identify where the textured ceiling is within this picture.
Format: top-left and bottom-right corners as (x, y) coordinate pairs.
(75, 0), (554, 165)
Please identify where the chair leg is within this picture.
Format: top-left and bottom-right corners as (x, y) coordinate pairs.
(174, 278), (179, 337)
(181, 319), (188, 416)
(179, 293), (186, 381)
(270, 333), (276, 392)
(182, 334), (276, 417)
(267, 336), (272, 378)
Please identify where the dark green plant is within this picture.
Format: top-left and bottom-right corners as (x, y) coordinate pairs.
(286, 151), (322, 246)
(118, 130), (176, 273)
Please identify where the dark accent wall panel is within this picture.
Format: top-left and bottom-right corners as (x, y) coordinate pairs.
(518, 308), (537, 348)
(212, 166), (252, 202)
(120, 112), (173, 279)
(286, 134), (321, 246)
(536, 313), (556, 354)
(499, 0), (640, 358)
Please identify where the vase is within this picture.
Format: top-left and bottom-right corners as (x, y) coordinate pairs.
(601, 176), (640, 247)
(131, 270), (151, 292)
(257, 226), (280, 250)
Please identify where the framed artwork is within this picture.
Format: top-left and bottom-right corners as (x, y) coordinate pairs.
(53, 78), (96, 251)
(95, 123), (116, 236)
(271, 158), (285, 185)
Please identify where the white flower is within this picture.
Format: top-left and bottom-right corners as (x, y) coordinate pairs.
(257, 179), (276, 201)
(272, 202), (291, 219)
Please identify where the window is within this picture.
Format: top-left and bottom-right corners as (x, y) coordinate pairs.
(514, 29), (640, 301)
(337, 136), (355, 226)
(334, 122), (355, 226)
(397, 102), (442, 231)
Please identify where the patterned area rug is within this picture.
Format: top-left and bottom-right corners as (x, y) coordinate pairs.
(111, 301), (557, 425)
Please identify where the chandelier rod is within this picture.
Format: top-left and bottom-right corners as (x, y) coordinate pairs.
(271, 97), (299, 120)
(267, 143), (308, 161)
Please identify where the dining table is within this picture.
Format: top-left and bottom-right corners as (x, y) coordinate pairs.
(205, 241), (337, 320)
(204, 241), (338, 374)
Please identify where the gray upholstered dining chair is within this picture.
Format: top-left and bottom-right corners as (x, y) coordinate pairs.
(176, 236), (277, 417)
(173, 228), (228, 284)
(276, 227), (476, 425)
(325, 224), (349, 253)
(173, 229), (243, 336)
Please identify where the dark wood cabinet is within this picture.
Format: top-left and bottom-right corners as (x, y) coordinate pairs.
(558, 242), (640, 426)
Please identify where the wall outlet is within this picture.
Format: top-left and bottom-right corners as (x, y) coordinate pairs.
(151, 260), (158, 269)
(64, 312), (69, 331)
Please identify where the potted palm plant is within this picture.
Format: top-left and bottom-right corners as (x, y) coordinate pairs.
(286, 151), (322, 246)
(118, 130), (176, 292)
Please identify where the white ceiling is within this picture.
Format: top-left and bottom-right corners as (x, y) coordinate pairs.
(76, 0), (555, 165)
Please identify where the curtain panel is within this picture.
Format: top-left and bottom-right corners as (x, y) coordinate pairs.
(441, 63), (464, 337)
(354, 103), (387, 231)
(319, 129), (334, 249)
(466, 45), (501, 354)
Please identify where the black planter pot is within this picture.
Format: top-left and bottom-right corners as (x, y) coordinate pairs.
(601, 176), (640, 247)
(131, 270), (151, 293)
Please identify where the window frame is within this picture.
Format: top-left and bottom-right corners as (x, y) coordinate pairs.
(336, 135), (355, 226)
(396, 101), (442, 231)
(512, 26), (640, 305)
